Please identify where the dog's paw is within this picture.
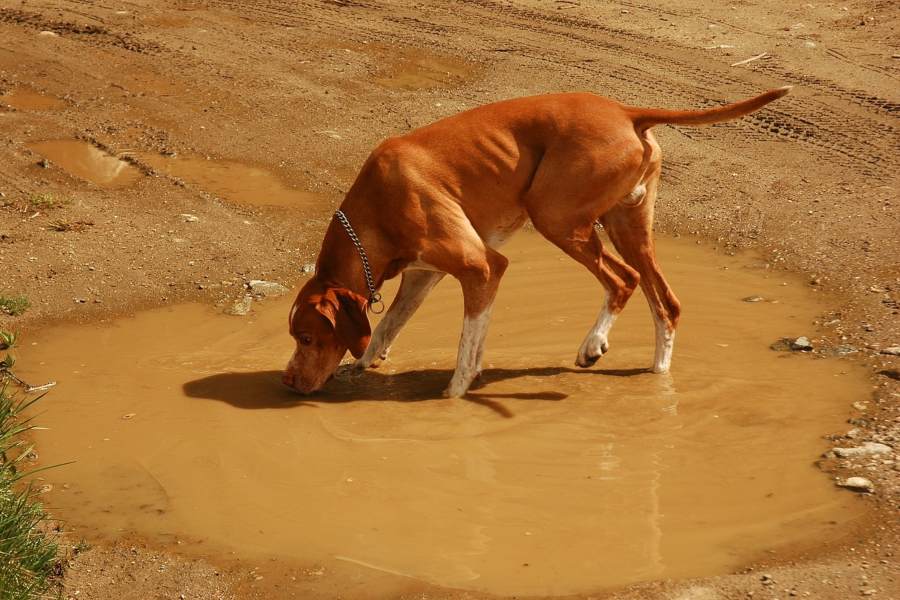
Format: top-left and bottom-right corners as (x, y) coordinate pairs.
(576, 340), (609, 368)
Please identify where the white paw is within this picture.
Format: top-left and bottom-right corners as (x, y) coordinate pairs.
(576, 336), (609, 368)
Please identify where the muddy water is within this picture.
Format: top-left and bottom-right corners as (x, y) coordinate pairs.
(139, 154), (323, 208)
(373, 48), (474, 90)
(20, 234), (867, 596)
(28, 140), (142, 188)
(1, 87), (65, 111)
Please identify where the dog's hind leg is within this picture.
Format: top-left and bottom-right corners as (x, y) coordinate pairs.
(602, 169), (681, 373)
(531, 213), (640, 367)
(354, 269), (445, 369)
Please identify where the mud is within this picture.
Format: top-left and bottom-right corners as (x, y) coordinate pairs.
(19, 233), (869, 596)
(139, 154), (323, 208)
(1, 86), (65, 111)
(371, 46), (476, 90)
(27, 139), (142, 188)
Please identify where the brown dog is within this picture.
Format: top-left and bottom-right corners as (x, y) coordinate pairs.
(283, 87), (791, 396)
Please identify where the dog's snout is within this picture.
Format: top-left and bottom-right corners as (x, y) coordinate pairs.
(281, 371), (295, 388)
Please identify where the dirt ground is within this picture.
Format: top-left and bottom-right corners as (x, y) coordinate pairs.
(0, 0), (898, 598)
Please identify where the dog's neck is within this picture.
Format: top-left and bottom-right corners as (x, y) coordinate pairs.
(315, 208), (389, 301)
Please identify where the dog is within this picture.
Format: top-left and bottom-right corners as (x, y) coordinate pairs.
(283, 87), (791, 397)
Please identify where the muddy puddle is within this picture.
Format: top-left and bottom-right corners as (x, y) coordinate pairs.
(139, 154), (323, 208)
(28, 140), (142, 188)
(1, 87), (65, 111)
(19, 233), (867, 596)
(371, 47), (474, 90)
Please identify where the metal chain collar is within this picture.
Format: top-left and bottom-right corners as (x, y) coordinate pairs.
(333, 210), (385, 313)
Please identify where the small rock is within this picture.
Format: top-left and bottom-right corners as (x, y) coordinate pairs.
(179, 213), (199, 223)
(832, 443), (892, 458)
(803, 40), (817, 48)
(121, 413), (136, 420)
(770, 338), (793, 351)
(836, 477), (874, 493)
(791, 336), (813, 351)
(248, 280), (289, 297)
(38, 158), (51, 168)
(868, 285), (886, 293)
(225, 295), (252, 316)
(300, 263), (315, 274)
(880, 346), (900, 356)
(38, 30), (58, 37)
(743, 295), (765, 302)
(833, 345), (858, 356)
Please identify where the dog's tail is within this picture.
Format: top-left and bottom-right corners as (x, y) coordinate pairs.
(626, 86), (791, 132)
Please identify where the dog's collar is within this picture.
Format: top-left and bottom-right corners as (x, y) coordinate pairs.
(333, 210), (385, 314)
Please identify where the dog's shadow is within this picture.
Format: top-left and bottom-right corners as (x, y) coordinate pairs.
(182, 366), (649, 417)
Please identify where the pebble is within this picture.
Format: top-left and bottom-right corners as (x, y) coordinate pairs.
(743, 295), (765, 302)
(38, 30), (58, 37)
(880, 346), (900, 356)
(836, 477), (874, 493)
(832, 442), (892, 458)
(791, 336), (813, 351)
(179, 213), (199, 223)
(300, 263), (315, 274)
(225, 295), (252, 316)
(248, 279), (289, 297)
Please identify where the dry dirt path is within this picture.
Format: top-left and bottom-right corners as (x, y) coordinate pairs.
(0, 0), (898, 598)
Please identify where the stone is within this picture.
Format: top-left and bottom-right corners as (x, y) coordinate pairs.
(791, 336), (813, 351)
(248, 279), (289, 297)
(225, 295), (252, 316)
(743, 295), (765, 302)
(770, 338), (793, 351)
(836, 477), (874, 493)
(832, 443), (892, 458)
(38, 30), (58, 37)
(179, 213), (200, 223)
(880, 346), (900, 356)
(300, 263), (315, 274)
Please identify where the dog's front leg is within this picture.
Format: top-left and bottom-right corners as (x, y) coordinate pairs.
(444, 305), (494, 398)
(444, 250), (508, 398)
(354, 270), (445, 370)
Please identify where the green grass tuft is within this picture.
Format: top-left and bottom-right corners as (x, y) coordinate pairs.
(0, 332), (61, 599)
(27, 194), (68, 210)
(0, 297), (29, 317)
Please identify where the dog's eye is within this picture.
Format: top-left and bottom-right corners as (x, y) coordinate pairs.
(298, 333), (313, 346)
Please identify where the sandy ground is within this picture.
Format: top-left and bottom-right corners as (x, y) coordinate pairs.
(0, 0), (898, 598)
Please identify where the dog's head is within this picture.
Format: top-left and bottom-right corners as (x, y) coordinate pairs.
(282, 278), (371, 394)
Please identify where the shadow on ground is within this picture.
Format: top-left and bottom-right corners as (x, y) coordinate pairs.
(182, 366), (650, 416)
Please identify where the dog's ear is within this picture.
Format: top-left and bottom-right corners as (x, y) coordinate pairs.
(313, 287), (371, 358)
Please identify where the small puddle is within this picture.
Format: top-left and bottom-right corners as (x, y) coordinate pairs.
(19, 234), (867, 596)
(27, 140), (142, 188)
(138, 154), (323, 208)
(1, 87), (66, 111)
(372, 47), (475, 90)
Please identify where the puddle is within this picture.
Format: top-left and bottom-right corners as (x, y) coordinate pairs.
(138, 154), (323, 208)
(19, 233), (867, 596)
(372, 47), (474, 90)
(27, 140), (142, 188)
(1, 87), (65, 111)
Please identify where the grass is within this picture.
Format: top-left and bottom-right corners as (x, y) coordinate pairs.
(27, 194), (68, 211)
(0, 332), (61, 599)
(0, 297), (29, 317)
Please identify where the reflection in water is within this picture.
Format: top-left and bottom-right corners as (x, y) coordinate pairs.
(18, 233), (867, 596)
(138, 154), (324, 208)
(28, 140), (142, 188)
